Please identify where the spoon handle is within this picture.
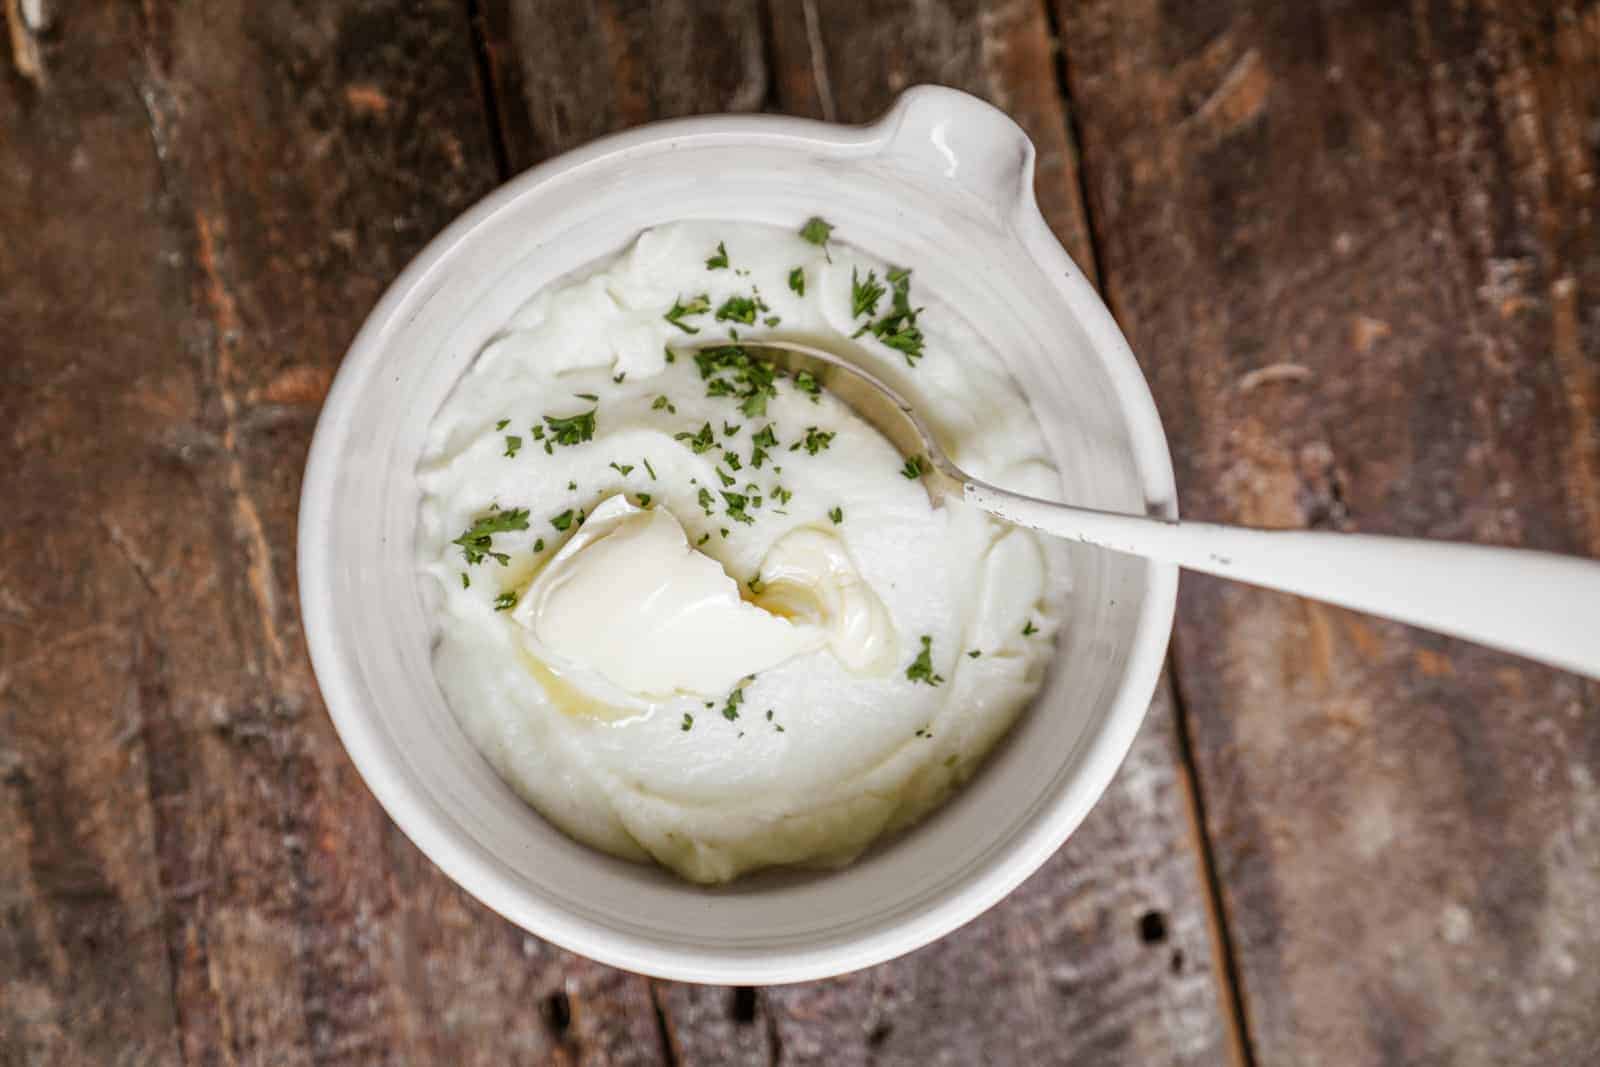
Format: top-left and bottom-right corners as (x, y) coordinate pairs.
(964, 480), (1600, 680)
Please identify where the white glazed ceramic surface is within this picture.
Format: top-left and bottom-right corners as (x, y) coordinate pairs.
(298, 86), (1178, 984)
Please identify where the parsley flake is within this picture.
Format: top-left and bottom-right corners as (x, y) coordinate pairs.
(901, 455), (928, 479)
(698, 487), (715, 514)
(788, 266), (805, 296)
(721, 687), (745, 721)
(460, 572), (470, 589)
(652, 394), (677, 413)
(550, 509), (576, 532)
(792, 369), (821, 401)
(643, 458), (657, 480)
(494, 418), (509, 431)
(706, 241), (730, 270)
(573, 392), (598, 402)
(534, 538), (545, 552)
(968, 649), (982, 659)
(1023, 620), (1038, 637)
(867, 267), (925, 365)
(716, 467), (736, 488)
(664, 293), (711, 333)
(544, 409), (597, 446)
(637, 493), (652, 507)
(906, 635), (944, 686)
(799, 216), (833, 246)
(723, 450), (743, 471)
(452, 507), (530, 566)
(801, 426), (835, 455)
(493, 591), (517, 612)
(609, 461), (634, 477)
(613, 371), (626, 384)
(748, 573), (764, 594)
(829, 506), (843, 525)
(503, 435), (522, 458)
(851, 268), (885, 319)
(675, 422), (716, 454)
(721, 491), (755, 524)
(715, 294), (762, 325)
(681, 713), (694, 731)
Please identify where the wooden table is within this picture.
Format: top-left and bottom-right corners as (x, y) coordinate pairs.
(3, 2), (1596, 1063)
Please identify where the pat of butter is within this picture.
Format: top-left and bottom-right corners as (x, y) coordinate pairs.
(752, 528), (897, 676)
(513, 495), (817, 698)
(512, 495), (893, 700)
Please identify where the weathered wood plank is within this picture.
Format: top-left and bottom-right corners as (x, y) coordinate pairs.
(1056, 0), (1600, 1062)
(1, 2), (660, 1064)
(758, 3), (1232, 1064)
(480, 0), (768, 172)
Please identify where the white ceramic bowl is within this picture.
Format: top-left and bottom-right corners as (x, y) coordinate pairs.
(299, 85), (1177, 984)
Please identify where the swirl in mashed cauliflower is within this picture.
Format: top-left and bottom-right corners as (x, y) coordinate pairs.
(416, 220), (1065, 884)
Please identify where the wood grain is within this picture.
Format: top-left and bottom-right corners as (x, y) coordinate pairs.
(0, 2), (662, 1064)
(1055, 0), (1600, 1062)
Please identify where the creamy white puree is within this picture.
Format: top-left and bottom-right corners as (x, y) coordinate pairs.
(417, 221), (1066, 883)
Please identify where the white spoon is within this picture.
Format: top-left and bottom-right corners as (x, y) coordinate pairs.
(694, 340), (1600, 680)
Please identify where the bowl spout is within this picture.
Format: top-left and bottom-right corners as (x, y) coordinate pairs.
(871, 85), (1038, 217)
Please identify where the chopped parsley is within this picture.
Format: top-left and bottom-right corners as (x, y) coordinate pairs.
(698, 487), (715, 514)
(766, 708), (785, 733)
(865, 267), (925, 365)
(1022, 620), (1038, 637)
(772, 485), (793, 506)
(851, 268), (885, 319)
(721, 490), (755, 524)
(550, 509), (577, 532)
(788, 266), (805, 296)
(460, 572), (470, 589)
(901, 455), (928, 479)
(613, 371), (626, 384)
(452, 507), (529, 566)
(763, 315), (781, 327)
(906, 635), (944, 686)
(799, 216), (833, 247)
(705, 241), (730, 270)
(716, 468), (736, 488)
(664, 293), (711, 334)
(715, 294), (763, 325)
(747, 573), (764, 594)
(544, 408), (597, 446)
(723, 450), (742, 471)
(968, 649), (982, 659)
(697, 532), (711, 546)
(681, 713), (694, 731)
(792, 369), (821, 401)
(573, 392), (599, 402)
(675, 421), (717, 454)
(799, 426), (835, 455)
(493, 591), (517, 611)
(494, 418), (509, 431)
(609, 461), (634, 477)
(721, 686), (745, 721)
(637, 493), (652, 507)
(828, 506), (843, 525)
(694, 344), (780, 417)
(567, 480), (576, 491)
(503, 435), (522, 458)
(750, 424), (778, 468)
(723, 422), (741, 437)
(652, 395), (677, 413)
(533, 538), (545, 552)
(643, 457), (657, 480)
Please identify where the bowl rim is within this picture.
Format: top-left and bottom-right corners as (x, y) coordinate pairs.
(298, 86), (1178, 984)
